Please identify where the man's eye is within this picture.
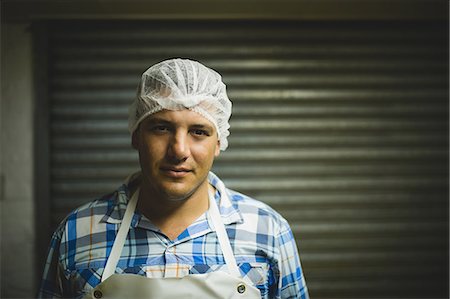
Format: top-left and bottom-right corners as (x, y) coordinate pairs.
(192, 129), (209, 136)
(152, 125), (170, 132)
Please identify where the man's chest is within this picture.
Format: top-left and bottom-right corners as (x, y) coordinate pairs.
(63, 228), (274, 298)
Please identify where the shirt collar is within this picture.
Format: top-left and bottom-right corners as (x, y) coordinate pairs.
(101, 171), (244, 227)
(208, 172), (244, 225)
(101, 172), (140, 225)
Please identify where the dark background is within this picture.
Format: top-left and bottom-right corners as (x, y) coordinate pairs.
(1, 1), (449, 298)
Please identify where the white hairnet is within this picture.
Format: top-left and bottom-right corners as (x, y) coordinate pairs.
(129, 58), (232, 151)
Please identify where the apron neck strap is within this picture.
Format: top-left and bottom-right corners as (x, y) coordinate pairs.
(102, 181), (241, 282)
(208, 185), (241, 278)
(102, 188), (139, 282)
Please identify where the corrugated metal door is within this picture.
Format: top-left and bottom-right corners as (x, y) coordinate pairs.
(46, 20), (448, 298)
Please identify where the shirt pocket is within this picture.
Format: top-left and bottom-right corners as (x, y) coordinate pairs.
(66, 267), (103, 298)
(189, 262), (270, 295)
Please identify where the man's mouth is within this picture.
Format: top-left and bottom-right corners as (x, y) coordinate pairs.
(160, 166), (192, 178)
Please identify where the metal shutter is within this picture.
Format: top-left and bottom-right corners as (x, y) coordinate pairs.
(46, 20), (448, 298)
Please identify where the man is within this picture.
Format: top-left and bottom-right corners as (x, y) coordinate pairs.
(38, 58), (309, 299)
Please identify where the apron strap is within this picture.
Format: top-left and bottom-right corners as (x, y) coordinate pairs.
(102, 179), (241, 281)
(102, 189), (139, 282)
(208, 186), (241, 278)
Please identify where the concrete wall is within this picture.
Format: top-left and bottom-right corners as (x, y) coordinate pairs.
(1, 23), (36, 298)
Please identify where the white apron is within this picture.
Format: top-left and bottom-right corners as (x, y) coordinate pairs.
(83, 182), (261, 299)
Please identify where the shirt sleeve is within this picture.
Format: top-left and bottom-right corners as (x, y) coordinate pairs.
(276, 221), (309, 299)
(37, 224), (66, 298)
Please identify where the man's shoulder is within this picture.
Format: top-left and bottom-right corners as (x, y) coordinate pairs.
(226, 188), (269, 209)
(71, 190), (120, 217)
(225, 188), (289, 226)
(55, 187), (123, 232)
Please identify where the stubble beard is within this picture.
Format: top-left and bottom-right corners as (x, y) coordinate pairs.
(143, 170), (209, 204)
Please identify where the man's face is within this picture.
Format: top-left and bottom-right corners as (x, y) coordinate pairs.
(132, 109), (220, 201)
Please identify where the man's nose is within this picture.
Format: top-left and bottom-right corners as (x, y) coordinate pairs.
(168, 131), (190, 162)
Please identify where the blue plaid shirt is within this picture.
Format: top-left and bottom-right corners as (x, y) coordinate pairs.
(38, 172), (309, 299)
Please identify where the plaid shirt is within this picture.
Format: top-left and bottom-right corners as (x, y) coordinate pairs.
(38, 172), (309, 299)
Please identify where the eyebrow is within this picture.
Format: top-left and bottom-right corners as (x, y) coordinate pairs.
(145, 117), (215, 131)
(144, 118), (172, 125)
(190, 123), (214, 131)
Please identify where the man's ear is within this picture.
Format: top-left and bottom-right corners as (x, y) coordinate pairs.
(131, 130), (140, 150)
(214, 140), (220, 157)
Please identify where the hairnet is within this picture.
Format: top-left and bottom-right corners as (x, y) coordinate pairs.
(128, 58), (232, 151)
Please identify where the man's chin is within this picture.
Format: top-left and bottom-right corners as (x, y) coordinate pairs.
(160, 180), (207, 202)
(159, 184), (194, 202)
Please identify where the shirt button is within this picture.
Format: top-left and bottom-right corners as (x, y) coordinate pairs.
(93, 290), (103, 298)
(237, 283), (246, 294)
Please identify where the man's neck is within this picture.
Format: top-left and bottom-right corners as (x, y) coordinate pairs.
(136, 182), (210, 240)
